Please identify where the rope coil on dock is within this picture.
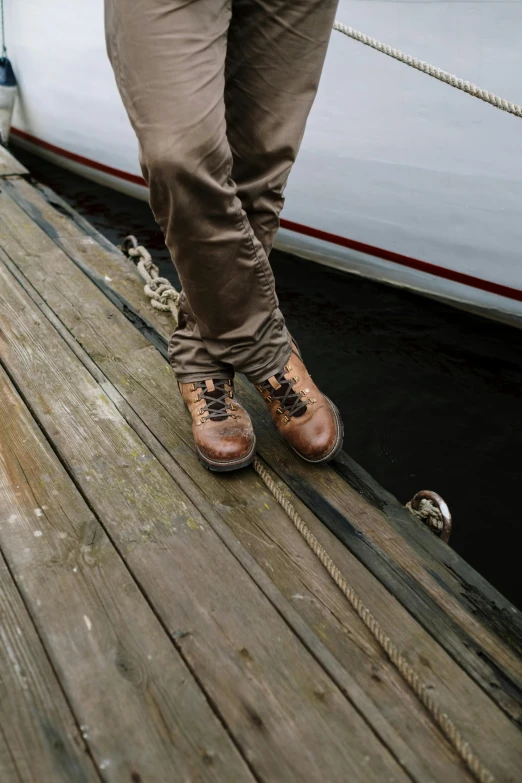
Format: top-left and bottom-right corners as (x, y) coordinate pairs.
(121, 236), (495, 783)
(120, 236), (180, 319)
(333, 21), (522, 119)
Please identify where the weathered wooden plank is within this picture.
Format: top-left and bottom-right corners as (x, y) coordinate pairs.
(0, 227), (478, 783)
(249, 416), (522, 694)
(3, 175), (521, 726)
(0, 551), (99, 782)
(211, 362), (522, 686)
(0, 255), (408, 782)
(330, 445), (520, 624)
(13, 171), (517, 632)
(1, 184), (521, 782)
(0, 727), (22, 783)
(0, 369), (255, 783)
(16, 172), (521, 649)
(0, 147), (28, 177)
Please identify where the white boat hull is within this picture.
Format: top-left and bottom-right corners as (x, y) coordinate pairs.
(6, 0), (522, 323)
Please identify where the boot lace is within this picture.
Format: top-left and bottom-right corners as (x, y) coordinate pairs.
(194, 380), (237, 424)
(257, 369), (309, 420)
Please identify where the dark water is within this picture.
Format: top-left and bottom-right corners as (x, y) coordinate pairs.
(15, 147), (522, 608)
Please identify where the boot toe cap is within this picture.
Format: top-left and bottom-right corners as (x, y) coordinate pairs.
(198, 422), (255, 465)
(289, 403), (343, 462)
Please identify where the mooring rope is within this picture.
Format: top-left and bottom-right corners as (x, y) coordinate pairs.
(407, 497), (444, 533)
(0, 0), (7, 59)
(120, 237), (180, 319)
(253, 460), (493, 783)
(121, 237), (495, 783)
(333, 21), (522, 119)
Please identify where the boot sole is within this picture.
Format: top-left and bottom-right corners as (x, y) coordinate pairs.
(196, 437), (257, 473)
(288, 396), (344, 465)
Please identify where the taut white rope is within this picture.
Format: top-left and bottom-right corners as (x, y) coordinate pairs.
(333, 21), (522, 119)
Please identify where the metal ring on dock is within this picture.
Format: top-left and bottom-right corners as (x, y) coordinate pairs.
(408, 490), (452, 543)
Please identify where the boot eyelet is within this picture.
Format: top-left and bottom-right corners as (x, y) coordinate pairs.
(284, 364), (292, 372)
(276, 407), (284, 414)
(292, 375), (299, 383)
(266, 395), (273, 403)
(283, 415), (291, 424)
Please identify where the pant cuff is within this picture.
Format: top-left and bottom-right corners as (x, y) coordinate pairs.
(243, 342), (293, 385)
(174, 370), (234, 385)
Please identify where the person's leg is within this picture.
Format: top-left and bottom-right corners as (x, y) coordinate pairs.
(105, 0), (262, 470)
(170, 292), (233, 384)
(104, 0), (290, 385)
(224, 0), (343, 463)
(225, 0), (339, 258)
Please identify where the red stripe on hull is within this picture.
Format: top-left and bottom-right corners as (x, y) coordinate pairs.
(279, 218), (522, 303)
(12, 127), (522, 303)
(12, 127), (145, 186)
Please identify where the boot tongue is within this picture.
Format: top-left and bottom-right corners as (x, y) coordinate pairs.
(204, 380), (228, 422)
(271, 378), (307, 418)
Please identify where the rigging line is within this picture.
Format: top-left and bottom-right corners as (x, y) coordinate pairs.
(334, 20), (522, 119)
(0, 0), (6, 59)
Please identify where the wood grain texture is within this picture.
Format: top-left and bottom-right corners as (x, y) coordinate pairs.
(0, 726), (23, 783)
(0, 225), (475, 782)
(0, 148), (28, 177)
(4, 175), (521, 725)
(0, 551), (99, 783)
(0, 368), (255, 783)
(0, 254), (408, 782)
(1, 180), (522, 781)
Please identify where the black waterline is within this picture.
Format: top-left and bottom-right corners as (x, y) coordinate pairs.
(14, 146), (522, 608)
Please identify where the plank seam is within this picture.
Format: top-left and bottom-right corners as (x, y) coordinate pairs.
(0, 240), (423, 782)
(3, 177), (520, 730)
(0, 269), (265, 783)
(18, 178), (522, 625)
(4, 173), (522, 627)
(0, 350), (264, 783)
(0, 546), (103, 782)
(0, 699), (24, 782)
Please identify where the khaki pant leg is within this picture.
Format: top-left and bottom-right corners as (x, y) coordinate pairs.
(104, 0), (291, 383)
(225, 0), (339, 257)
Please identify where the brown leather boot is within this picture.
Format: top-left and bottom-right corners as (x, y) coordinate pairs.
(255, 347), (343, 463)
(179, 378), (256, 471)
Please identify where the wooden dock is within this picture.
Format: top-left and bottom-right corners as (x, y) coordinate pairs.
(0, 145), (521, 783)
